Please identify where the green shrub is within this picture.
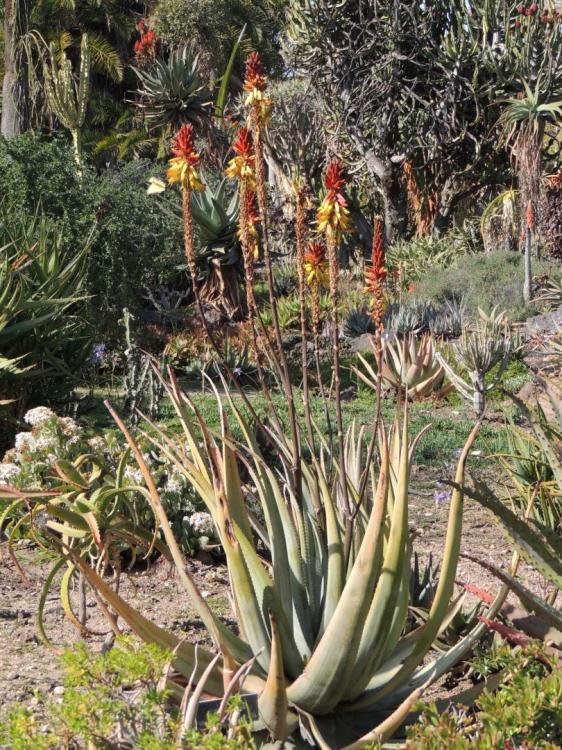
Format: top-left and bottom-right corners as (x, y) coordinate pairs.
(406, 646), (562, 749)
(0, 133), (184, 334)
(411, 250), (556, 322)
(0, 638), (256, 750)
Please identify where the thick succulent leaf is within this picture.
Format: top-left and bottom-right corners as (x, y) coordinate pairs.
(287, 420), (393, 713)
(456, 479), (562, 588)
(258, 615), (288, 741)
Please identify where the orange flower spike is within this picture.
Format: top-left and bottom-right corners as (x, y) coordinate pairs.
(316, 158), (352, 239)
(226, 126), (256, 187)
(243, 51), (272, 123)
(166, 124), (205, 192)
(304, 242), (329, 288)
(364, 217), (387, 328)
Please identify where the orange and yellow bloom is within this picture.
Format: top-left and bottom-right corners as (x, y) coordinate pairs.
(364, 217), (387, 328)
(316, 159), (352, 239)
(225, 127), (256, 187)
(304, 242), (329, 288)
(167, 124), (205, 192)
(243, 52), (272, 124)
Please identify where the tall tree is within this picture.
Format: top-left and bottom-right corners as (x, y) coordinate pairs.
(286, 0), (562, 241)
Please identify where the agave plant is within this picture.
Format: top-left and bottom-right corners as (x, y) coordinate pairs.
(31, 369), (508, 749)
(437, 308), (515, 417)
(355, 334), (453, 401)
(132, 46), (211, 133)
(344, 307), (376, 337)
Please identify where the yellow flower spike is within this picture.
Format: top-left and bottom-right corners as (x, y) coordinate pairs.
(166, 124), (205, 192)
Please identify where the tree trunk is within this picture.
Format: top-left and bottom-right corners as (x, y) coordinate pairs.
(380, 164), (409, 243)
(1, 0), (31, 138)
(347, 130), (408, 242)
(1, 0), (19, 138)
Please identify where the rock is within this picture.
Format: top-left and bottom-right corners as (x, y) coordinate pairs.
(52, 685), (65, 696)
(524, 305), (562, 338)
(349, 333), (376, 354)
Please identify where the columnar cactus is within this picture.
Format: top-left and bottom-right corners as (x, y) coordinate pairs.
(43, 34), (90, 168)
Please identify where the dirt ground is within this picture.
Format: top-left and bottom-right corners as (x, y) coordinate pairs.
(1, 485), (549, 720)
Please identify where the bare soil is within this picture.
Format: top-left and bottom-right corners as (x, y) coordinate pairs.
(1, 485), (549, 719)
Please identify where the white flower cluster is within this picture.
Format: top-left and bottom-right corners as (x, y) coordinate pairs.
(124, 466), (144, 485)
(59, 417), (81, 437)
(189, 511), (214, 537)
(15, 432), (36, 452)
(0, 463), (20, 482)
(88, 436), (107, 453)
(24, 407), (56, 427)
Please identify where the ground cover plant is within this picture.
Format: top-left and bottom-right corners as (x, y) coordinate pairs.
(1, 2), (562, 748)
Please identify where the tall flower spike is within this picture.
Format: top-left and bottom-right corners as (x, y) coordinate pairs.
(225, 127), (256, 188)
(243, 51), (272, 124)
(167, 124), (205, 192)
(316, 158), (352, 240)
(364, 217), (387, 329)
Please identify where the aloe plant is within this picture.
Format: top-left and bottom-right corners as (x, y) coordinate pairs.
(0, 449), (170, 644)
(27, 369), (508, 748)
(0, 205), (89, 427)
(43, 34), (90, 168)
(437, 308), (514, 417)
(132, 46), (210, 133)
(355, 334), (453, 401)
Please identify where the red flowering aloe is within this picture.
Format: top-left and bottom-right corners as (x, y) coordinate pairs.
(304, 242), (329, 288)
(134, 20), (156, 62)
(243, 52), (271, 123)
(317, 158), (352, 239)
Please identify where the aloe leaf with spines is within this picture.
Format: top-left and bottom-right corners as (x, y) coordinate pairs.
(43, 33), (90, 168)
(437, 307), (514, 417)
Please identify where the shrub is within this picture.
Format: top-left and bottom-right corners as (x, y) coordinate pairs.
(0, 638), (255, 750)
(406, 646), (562, 749)
(412, 250), (556, 322)
(0, 133), (184, 334)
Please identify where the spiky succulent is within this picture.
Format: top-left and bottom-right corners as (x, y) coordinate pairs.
(437, 308), (514, 417)
(132, 47), (211, 131)
(28, 376), (502, 749)
(344, 308), (376, 337)
(355, 334), (453, 401)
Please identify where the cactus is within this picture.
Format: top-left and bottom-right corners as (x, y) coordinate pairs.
(43, 34), (90, 168)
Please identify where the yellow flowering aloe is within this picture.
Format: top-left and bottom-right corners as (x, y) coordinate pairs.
(166, 124), (205, 192)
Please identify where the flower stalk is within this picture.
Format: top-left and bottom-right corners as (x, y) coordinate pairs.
(168, 125), (264, 429)
(318, 158), (352, 522)
(244, 52), (302, 504)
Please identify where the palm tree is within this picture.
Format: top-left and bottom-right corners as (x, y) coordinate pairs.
(500, 80), (562, 303)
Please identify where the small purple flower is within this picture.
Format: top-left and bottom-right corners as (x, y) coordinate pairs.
(434, 489), (452, 507)
(90, 343), (108, 364)
(454, 448), (462, 459)
(233, 367), (243, 377)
